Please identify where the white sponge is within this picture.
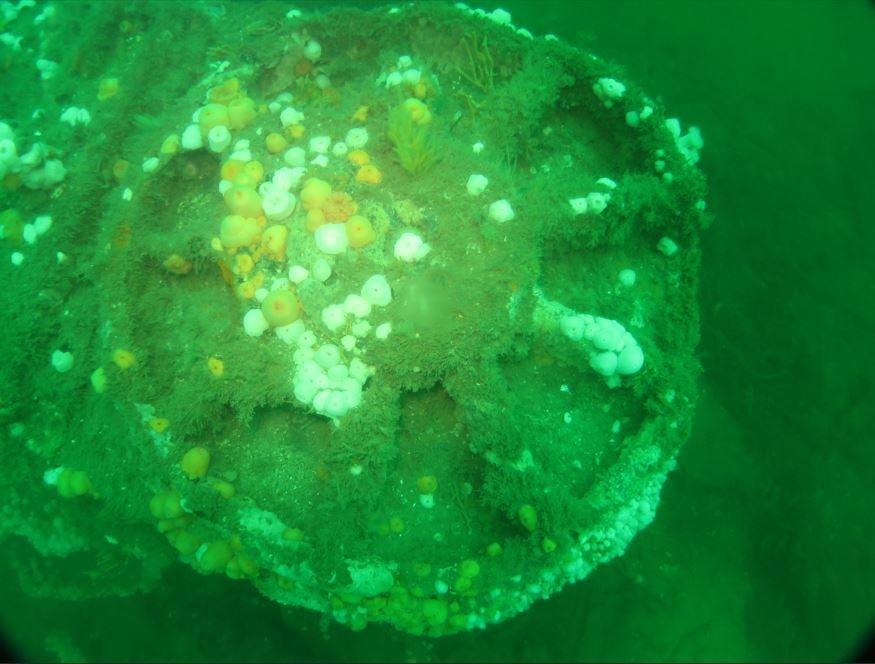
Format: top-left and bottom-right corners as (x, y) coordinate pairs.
(488, 199), (515, 223)
(393, 232), (430, 262)
(243, 309), (269, 337)
(315, 224), (348, 254)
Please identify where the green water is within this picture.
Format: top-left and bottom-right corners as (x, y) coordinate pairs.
(0, 0), (873, 661)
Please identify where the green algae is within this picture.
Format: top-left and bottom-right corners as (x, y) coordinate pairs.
(387, 101), (440, 175)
